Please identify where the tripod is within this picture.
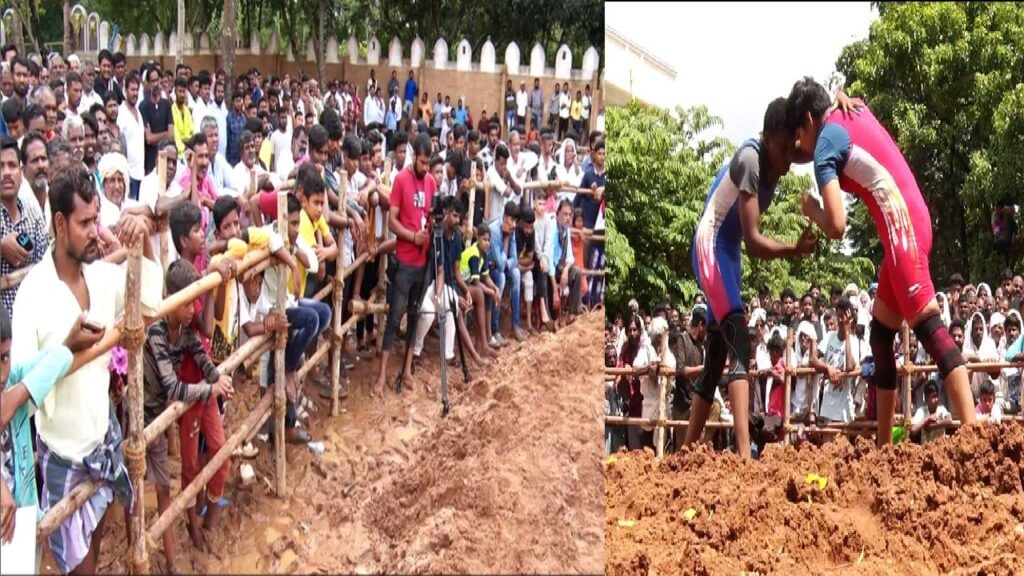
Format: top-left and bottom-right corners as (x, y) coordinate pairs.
(394, 210), (470, 417)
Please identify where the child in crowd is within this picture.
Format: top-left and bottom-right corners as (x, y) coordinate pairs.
(976, 379), (1003, 424)
(142, 259), (234, 568)
(911, 381), (952, 444)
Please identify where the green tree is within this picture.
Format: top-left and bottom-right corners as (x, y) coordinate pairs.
(607, 100), (875, 316)
(836, 1), (1024, 285)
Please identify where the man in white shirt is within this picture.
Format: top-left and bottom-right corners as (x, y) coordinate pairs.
(269, 107), (292, 173)
(557, 82), (571, 140)
(231, 130), (280, 200)
(137, 138), (188, 260)
(486, 144), (521, 223)
(363, 88), (380, 128)
(515, 82), (529, 129)
(118, 72), (145, 201)
(812, 297), (864, 424)
(190, 75), (212, 134)
(13, 162), (163, 575)
(17, 131), (50, 231)
(78, 62), (103, 115)
(208, 80), (229, 158)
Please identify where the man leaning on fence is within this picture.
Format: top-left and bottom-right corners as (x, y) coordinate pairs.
(12, 163), (162, 575)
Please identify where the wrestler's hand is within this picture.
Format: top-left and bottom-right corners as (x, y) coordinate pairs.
(835, 89), (862, 117)
(795, 226), (818, 255)
(800, 190), (820, 219)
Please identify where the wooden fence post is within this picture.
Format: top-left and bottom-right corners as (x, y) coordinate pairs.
(122, 234), (149, 574)
(330, 170), (348, 415)
(274, 190), (288, 496)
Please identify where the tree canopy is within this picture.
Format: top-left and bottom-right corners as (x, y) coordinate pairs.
(21, 0), (602, 66)
(606, 101), (875, 315)
(837, 1), (1024, 286)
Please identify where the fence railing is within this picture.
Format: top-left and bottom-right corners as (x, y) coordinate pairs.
(605, 324), (1024, 459)
(4, 156), (384, 573)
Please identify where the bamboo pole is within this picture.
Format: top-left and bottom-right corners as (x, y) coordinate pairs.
(65, 249), (273, 375)
(330, 171), (348, 416)
(655, 366), (666, 461)
(605, 416), (737, 430)
(902, 322), (912, 429)
(37, 481), (98, 539)
(312, 252), (369, 302)
(483, 166), (492, 224)
(348, 299), (388, 315)
(297, 339), (332, 382)
(158, 150), (169, 272)
(467, 161), (478, 230)
(122, 235), (148, 574)
(147, 393), (273, 544)
(274, 190), (288, 497)
(783, 329), (794, 446)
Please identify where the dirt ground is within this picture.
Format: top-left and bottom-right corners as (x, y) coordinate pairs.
(38, 311), (603, 574)
(606, 422), (1024, 576)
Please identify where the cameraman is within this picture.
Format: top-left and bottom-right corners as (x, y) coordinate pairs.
(374, 132), (435, 398)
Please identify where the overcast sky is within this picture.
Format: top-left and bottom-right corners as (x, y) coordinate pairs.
(607, 2), (877, 151)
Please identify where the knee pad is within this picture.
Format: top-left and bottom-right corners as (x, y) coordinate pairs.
(695, 327), (727, 404)
(869, 319), (898, 391)
(694, 312), (750, 404)
(913, 312), (965, 380)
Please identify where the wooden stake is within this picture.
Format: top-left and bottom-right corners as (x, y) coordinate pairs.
(274, 190), (288, 497)
(467, 161), (478, 230)
(147, 393), (273, 543)
(123, 234), (149, 574)
(902, 322), (912, 430)
(157, 150), (170, 272)
(783, 330), (794, 446)
(330, 170), (348, 416)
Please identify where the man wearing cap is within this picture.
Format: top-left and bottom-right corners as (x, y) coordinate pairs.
(671, 306), (710, 449)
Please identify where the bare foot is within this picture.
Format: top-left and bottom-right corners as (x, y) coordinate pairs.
(187, 514), (207, 553)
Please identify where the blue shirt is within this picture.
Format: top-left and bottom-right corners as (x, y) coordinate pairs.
(574, 165), (606, 229)
(812, 123), (852, 191)
(226, 111), (247, 165)
(488, 218), (517, 274)
(404, 78), (418, 103)
(0, 346), (73, 515)
(698, 139), (779, 254)
(454, 107), (468, 125)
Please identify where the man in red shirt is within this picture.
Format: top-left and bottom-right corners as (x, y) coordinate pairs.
(375, 132), (436, 396)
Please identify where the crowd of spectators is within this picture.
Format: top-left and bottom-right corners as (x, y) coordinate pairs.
(0, 39), (606, 574)
(606, 271), (1024, 456)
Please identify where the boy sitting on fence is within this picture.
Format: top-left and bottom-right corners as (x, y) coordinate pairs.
(459, 224), (501, 358)
(141, 259), (234, 569)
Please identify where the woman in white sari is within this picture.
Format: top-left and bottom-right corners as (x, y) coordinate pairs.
(555, 137), (583, 207)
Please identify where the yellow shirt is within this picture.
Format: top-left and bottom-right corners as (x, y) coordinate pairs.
(297, 209), (330, 297)
(570, 100), (583, 121)
(171, 102), (193, 155)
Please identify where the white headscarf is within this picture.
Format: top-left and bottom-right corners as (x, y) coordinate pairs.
(964, 311), (992, 356)
(977, 282), (992, 299)
(936, 292), (952, 326)
(748, 307), (766, 328)
(98, 153), (130, 186)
